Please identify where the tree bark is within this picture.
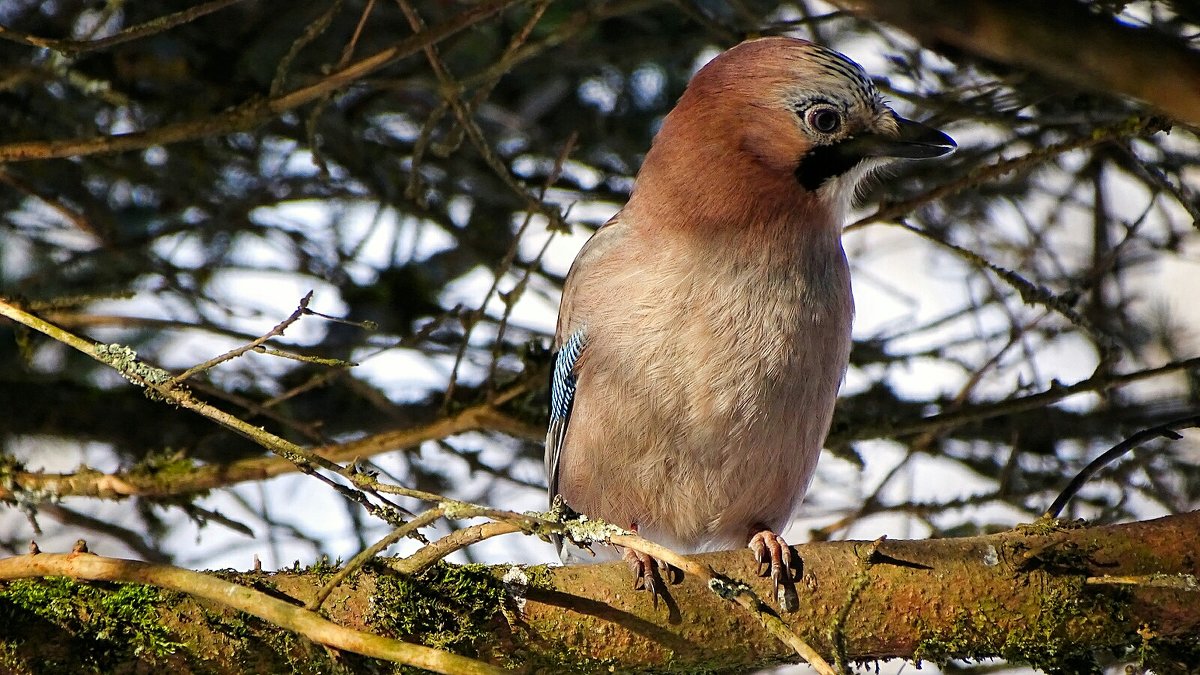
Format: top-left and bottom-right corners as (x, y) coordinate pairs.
(834, 0), (1200, 127)
(0, 512), (1197, 673)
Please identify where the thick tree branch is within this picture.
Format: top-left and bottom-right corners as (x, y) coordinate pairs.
(0, 513), (1197, 672)
(834, 0), (1200, 126)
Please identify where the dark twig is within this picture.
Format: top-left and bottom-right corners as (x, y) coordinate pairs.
(1044, 414), (1200, 518)
(270, 0), (346, 97)
(830, 355), (1200, 446)
(0, 0), (249, 54)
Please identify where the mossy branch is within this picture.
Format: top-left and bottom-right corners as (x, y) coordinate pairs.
(0, 296), (417, 525)
(0, 551), (507, 675)
(0, 513), (1197, 673)
(0, 401), (538, 502)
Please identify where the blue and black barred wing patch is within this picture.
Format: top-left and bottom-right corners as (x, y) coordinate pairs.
(545, 328), (586, 506)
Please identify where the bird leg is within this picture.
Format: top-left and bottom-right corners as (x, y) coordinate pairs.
(622, 523), (682, 609)
(748, 526), (799, 611)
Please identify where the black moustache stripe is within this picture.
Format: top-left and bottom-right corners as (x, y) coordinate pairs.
(794, 140), (863, 191)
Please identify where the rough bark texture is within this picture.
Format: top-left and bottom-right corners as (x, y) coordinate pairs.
(1, 512), (1198, 673)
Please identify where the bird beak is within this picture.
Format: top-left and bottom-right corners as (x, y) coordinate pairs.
(860, 114), (957, 159)
(792, 113), (956, 190)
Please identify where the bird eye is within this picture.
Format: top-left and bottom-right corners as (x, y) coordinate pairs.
(806, 107), (841, 134)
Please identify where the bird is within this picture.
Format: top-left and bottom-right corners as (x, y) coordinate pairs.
(545, 36), (955, 604)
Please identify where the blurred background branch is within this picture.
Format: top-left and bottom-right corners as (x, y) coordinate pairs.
(832, 0), (1200, 126)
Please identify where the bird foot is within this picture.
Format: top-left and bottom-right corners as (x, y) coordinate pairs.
(622, 542), (681, 609)
(749, 528), (799, 611)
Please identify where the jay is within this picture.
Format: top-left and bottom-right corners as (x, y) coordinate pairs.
(545, 37), (955, 601)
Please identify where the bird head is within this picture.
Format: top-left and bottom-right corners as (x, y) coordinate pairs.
(628, 37), (955, 229)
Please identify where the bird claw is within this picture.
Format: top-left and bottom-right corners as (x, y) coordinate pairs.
(623, 547), (681, 609)
(749, 529), (799, 611)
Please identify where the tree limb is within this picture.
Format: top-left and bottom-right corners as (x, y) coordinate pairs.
(0, 512), (1197, 672)
(834, 0), (1200, 126)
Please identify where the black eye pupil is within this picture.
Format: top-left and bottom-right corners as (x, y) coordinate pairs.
(811, 109), (839, 133)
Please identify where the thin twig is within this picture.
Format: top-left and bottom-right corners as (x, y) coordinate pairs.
(436, 0), (552, 155)
(173, 291), (315, 383)
(846, 116), (1171, 232)
(1085, 573), (1199, 590)
(40, 505), (169, 563)
(309, 506), (445, 611)
(304, 0), (378, 173)
(1044, 414), (1200, 518)
(831, 355), (1200, 446)
(0, 398), (538, 502)
(0, 169), (102, 239)
(487, 133), (578, 391)
(0, 297), (410, 526)
(393, 521), (523, 575)
(0, 0), (250, 54)
(270, 0), (346, 97)
(895, 219), (1118, 359)
(395, 0), (568, 409)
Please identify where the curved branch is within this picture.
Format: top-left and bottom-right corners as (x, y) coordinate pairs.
(829, 355), (1200, 446)
(1045, 414), (1200, 518)
(1, 348), (1193, 503)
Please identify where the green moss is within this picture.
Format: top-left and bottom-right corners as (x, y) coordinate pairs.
(128, 447), (199, 480)
(258, 625), (345, 675)
(203, 604), (253, 640)
(0, 577), (185, 669)
(305, 555), (344, 578)
(1016, 517), (1088, 537)
(0, 641), (35, 675)
(369, 562), (506, 656)
(1138, 635), (1200, 673)
(914, 572), (1135, 673)
(514, 645), (621, 675)
(94, 343), (173, 401)
(516, 563), (554, 591)
(198, 585), (352, 675)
